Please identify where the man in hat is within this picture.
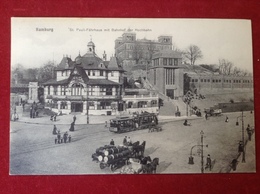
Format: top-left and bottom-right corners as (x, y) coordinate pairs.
(246, 124), (252, 141)
(225, 116), (229, 123)
(205, 154), (212, 171)
(63, 131), (68, 143)
(53, 125), (58, 135)
(57, 131), (61, 144)
(73, 115), (77, 123)
(123, 136), (127, 146)
(110, 139), (115, 146)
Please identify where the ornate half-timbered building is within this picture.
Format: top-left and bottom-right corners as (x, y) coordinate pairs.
(43, 40), (124, 115)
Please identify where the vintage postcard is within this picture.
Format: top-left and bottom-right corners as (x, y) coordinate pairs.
(10, 18), (255, 174)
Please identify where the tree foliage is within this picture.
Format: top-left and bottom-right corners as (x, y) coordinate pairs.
(184, 45), (203, 65)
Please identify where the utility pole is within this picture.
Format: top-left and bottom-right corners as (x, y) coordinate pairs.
(242, 111), (245, 163)
(200, 130), (204, 173)
(86, 85), (89, 124)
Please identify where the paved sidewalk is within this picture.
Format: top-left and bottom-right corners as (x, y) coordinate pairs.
(14, 113), (200, 125)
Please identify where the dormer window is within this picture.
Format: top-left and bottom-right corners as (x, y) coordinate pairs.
(89, 48), (92, 52)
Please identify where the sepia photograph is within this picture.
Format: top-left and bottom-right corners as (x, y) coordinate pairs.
(10, 18), (255, 175)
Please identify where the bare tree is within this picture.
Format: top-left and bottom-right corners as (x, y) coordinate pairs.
(218, 59), (233, 75)
(184, 45), (203, 65)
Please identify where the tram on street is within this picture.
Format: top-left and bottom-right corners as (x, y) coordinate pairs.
(109, 112), (159, 133)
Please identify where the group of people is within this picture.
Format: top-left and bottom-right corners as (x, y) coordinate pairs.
(123, 136), (132, 146)
(53, 125), (72, 144)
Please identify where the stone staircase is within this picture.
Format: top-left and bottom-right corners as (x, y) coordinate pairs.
(141, 78), (187, 116)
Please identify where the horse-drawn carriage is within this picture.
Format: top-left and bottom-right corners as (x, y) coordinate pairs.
(92, 141), (146, 172)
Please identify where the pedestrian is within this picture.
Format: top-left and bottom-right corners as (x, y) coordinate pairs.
(73, 115), (77, 123)
(54, 115), (57, 121)
(205, 113), (208, 120)
(57, 131), (61, 144)
(205, 154), (212, 171)
(123, 136), (127, 145)
(127, 137), (132, 146)
(50, 115), (53, 121)
(68, 135), (72, 143)
(231, 159), (238, 171)
(225, 116), (229, 123)
(55, 138), (57, 144)
(238, 141), (243, 153)
(246, 124), (252, 141)
(183, 119), (191, 126)
(52, 125), (58, 135)
(69, 122), (75, 131)
(110, 139), (115, 145)
(63, 131), (68, 143)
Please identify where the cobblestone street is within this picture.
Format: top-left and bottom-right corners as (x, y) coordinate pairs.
(10, 111), (255, 174)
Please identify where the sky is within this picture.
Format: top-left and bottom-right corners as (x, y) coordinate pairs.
(11, 18), (253, 72)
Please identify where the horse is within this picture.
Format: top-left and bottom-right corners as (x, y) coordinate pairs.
(142, 157), (159, 174)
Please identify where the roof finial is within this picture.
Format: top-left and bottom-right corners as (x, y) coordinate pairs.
(79, 50), (81, 56)
(90, 35), (92, 41)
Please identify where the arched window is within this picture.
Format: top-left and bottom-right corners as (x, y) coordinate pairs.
(71, 83), (84, 96)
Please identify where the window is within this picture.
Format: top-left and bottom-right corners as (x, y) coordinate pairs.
(100, 70), (103, 76)
(163, 58), (167, 66)
(88, 86), (94, 96)
(111, 71), (114, 77)
(48, 86), (50, 95)
(100, 101), (111, 109)
(92, 70), (95, 76)
(169, 59), (173, 66)
(88, 70), (90, 76)
(166, 69), (175, 85)
(88, 101), (95, 110)
(61, 86), (66, 95)
(71, 83), (83, 96)
(138, 101), (147, 108)
(174, 59), (178, 66)
(106, 87), (112, 95)
(53, 86), (58, 95)
(201, 79), (203, 82)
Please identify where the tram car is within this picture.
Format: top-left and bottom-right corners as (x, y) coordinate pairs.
(109, 112), (159, 133)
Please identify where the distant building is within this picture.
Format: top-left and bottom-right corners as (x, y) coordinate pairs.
(148, 50), (184, 100)
(115, 30), (173, 69)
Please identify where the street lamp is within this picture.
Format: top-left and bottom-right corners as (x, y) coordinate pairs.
(236, 111), (245, 163)
(188, 130), (208, 173)
(200, 130), (204, 173)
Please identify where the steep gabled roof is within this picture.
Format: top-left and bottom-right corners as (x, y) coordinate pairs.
(108, 56), (124, 71)
(69, 64), (90, 83)
(56, 56), (73, 70)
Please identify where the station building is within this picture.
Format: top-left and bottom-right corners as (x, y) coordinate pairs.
(147, 50), (184, 100)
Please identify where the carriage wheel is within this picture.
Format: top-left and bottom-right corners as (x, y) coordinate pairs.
(110, 164), (117, 172)
(100, 163), (107, 169)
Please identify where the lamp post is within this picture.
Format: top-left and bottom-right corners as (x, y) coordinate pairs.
(86, 86), (89, 124)
(236, 111), (246, 163)
(188, 130), (207, 173)
(200, 130), (204, 173)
